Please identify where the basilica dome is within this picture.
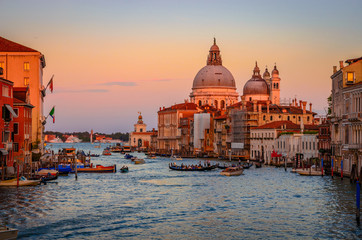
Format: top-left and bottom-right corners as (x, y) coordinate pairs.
(192, 65), (236, 89)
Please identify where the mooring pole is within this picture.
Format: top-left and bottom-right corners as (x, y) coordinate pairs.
(75, 156), (78, 180)
(341, 159), (344, 180)
(331, 157), (334, 179)
(321, 158), (324, 177)
(356, 179), (360, 224)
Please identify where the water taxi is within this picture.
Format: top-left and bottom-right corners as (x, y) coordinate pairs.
(171, 155), (182, 160)
(77, 165), (116, 173)
(220, 166), (244, 176)
(102, 149), (112, 155)
(0, 226), (18, 240)
(0, 176), (40, 187)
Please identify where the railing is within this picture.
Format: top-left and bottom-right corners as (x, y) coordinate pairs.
(348, 143), (362, 150)
(5, 142), (12, 151)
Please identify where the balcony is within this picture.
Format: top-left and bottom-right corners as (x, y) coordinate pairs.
(24, 134), (30, 139)
(348, 112), (361, 122)
(5, 142), (12, 151)
(348, 144), (362, 150)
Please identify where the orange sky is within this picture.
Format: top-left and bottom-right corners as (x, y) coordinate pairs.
(2, 0), (362, 133)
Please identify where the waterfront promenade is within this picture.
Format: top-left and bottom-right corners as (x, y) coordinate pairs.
(1, 143), (361, 239)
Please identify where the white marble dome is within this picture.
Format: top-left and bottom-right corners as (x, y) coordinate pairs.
(192, 65), (236, 89)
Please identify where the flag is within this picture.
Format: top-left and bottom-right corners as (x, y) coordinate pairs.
(46, 75), (54, 93)
(49, 107), (55, 123)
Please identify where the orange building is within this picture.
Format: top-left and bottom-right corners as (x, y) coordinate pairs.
(0, 36), (46, 151)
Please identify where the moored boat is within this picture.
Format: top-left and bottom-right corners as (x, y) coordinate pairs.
(0, 176), (40, 187)
(297, 167), (323, 176)
(255, 162), (262, 168)
(220, 166), (244, 176)
(169, 163), (216, 171)
(124, 154), (133, 159)
(77, 165), (116, 173)
(0, 226), (18, 240)
(242, 162), (253, 169)
(171, 155), (182, 161)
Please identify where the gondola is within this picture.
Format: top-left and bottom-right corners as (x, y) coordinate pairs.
(255, 162), (262, 168)
(242, 163), (253, 169)
(120, 166), (129, 173)
(169, 164), (216, 171)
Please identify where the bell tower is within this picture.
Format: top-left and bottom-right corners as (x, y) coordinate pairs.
(270, 64), (281, 105)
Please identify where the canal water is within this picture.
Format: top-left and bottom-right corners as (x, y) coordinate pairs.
(1, 143), (361, 239)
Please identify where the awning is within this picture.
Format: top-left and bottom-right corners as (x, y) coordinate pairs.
(0, 149), (8, 155)
(5, 104), (18, 118)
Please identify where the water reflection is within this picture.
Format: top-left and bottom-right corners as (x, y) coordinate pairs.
(0, 143), (361, 239)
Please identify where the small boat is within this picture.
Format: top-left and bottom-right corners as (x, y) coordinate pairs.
(134, 159), (145, 164)
(297, 167), (323, 176)
(0, 226), (18, 240)
(120, 166), (129, 173)
(147, 155), (157, 159)
(242, 162), (253, 169)
(35, 169), (59, 177)
(89, 154), (100, 157)
(77, 165), (116, 173)
(171, 155), (182, 161)
(124, 154), (133, 159)
(0, 176), (40, 187)
(102, 149), (112, 155)
(217, 164), (232, 169)
(220, 166), (244, 176)
(255, 162), (262, 168)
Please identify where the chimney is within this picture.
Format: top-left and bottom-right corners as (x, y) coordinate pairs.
(302, 101), (307, 114)
(159, 107), (162, 111)
(267, 101), (270, 113)
(309, 103), (312, 112)
(339, 61), (344, 69)
(299, 100), (302, 109)
(333, 66), (337, 74)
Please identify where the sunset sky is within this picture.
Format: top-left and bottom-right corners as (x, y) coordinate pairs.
(2, 0), (362, 133)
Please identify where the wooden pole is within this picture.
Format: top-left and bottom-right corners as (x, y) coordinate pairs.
(331, 157), (334, 179)
(75, 155), (78, 180)
(17, 162), (19, 187)
(321, 158), (324, 177)
(356, 179), (360, 224)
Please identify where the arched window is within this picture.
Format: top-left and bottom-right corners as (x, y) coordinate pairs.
(298, 116), (301, 121)
(287, 116), (290, 121)
(220, 100), (225, 109)
(198, 100), (202, 106)
(270, 116), (273, 121)
(276, 83), (279, 89)
(214, 100), (218, 109)
(263, 115), (266, 120)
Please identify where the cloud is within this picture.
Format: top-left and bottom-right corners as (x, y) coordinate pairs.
(99, 81), (137, 86)
(56, 89), (109, 93)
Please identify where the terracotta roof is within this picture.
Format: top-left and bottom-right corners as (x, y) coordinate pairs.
(253, 120), (318, 131)
(214, 114), (227, 120)
(0, 36), (38, 52)
(159, 102), (198, 112)
(345, 57), (362, 65)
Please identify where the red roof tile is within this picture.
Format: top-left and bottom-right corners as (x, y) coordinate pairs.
(0, 36), (38, 52)
(254, 120), (318, 131)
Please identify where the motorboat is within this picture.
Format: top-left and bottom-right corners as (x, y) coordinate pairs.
(102, 149), (112, 155)
(220, 166), (244, 176)
(77, 165), (116, 173)
(0, 176), (40, 187)
(297, 167), (323, 176)
(134, 159), (145, 164)
(0, 225), (18, 240)
(120, 166), (129, 173)
(171, 155), (182, 160)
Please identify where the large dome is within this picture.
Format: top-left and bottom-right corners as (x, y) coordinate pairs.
(192, 65), (236, 89)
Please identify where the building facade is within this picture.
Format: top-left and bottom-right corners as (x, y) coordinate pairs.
(330, 57), (362, 178)
(0, 36), (46, 151)
(129, 113), (153, 150)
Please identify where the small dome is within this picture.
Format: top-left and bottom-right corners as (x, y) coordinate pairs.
(192, 65), (236, 89)
(210, 44), (219, 51)
(272, 65), (279, 75)
(243, 64), (270, 96)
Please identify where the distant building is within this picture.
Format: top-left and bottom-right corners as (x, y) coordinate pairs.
(0, 36), (46, 151)
(250, 121), (319, 164)
(129, 113), (153, 150)
(330, 57), (362, 178)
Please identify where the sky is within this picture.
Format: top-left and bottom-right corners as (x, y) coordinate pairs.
(1, 0), (362, 133)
